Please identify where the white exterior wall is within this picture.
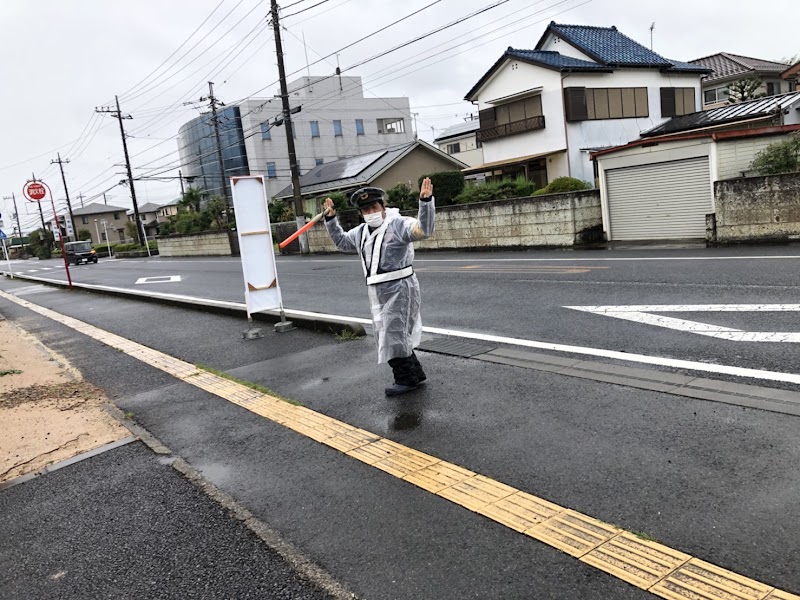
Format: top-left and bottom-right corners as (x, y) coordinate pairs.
(471, 55), (703, 186)
(475, 60), (567, 164)
(436, 132), (484, 167)
(538, 33), (595, 62)
(239, 76), (413, 199)
(563, 70), (702, 184)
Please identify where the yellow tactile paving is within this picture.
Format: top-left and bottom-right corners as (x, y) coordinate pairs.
(527, 510), (621, 558)
(403, 461), (476, 494)
(477, 491), (564, 533)
(582, 533), (691, 590)
(651, 559), (775, 600)
(2, 288), (798, 600)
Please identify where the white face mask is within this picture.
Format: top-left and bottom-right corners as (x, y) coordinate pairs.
(363, 212), (385, 228)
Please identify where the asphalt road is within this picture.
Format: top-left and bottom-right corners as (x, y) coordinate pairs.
(8, 244), (800, 377)
(0, 441), (335, 600)
(1, 278), (799, 599)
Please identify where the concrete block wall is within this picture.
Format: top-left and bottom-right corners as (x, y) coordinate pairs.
(307, 190), (602, 253)
(714, 173), (800, 243)
(157, 232), (232, 257)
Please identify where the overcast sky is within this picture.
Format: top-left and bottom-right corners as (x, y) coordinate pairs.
(1, 0), (796, 233)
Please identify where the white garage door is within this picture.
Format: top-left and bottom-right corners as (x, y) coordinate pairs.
(606, 157), (712, 241)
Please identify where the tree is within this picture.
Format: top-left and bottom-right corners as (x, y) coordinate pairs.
(179, 186), (206, 213)
(417, 171), (465, 206)
(750, 133), (800, 175)
(125, 220), (140, 242)
(727, 75), (766, 104)
(205, 197), (228, 230)
(28, 228), (54, 260)
(78, 229), (92, 241)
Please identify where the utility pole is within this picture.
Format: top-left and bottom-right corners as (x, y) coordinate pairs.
(31, 172), (47, 233)
(103, 192), (108, 205)
(51, 152), (76, 241)
(270, 0), (309, 254)
(76, 193), (85, 209)
(3, 192), (24, 253)
(201, 82), (230, 205)
(96, 96), (143, 246)
(179, 169), (186, 196)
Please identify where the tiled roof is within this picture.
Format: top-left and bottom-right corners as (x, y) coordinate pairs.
(689, 52), (791, 82)
(641, 91), (800, 137)
(72, 203), (129, 216)
(507, 49), (611, 71)
(126, 202), (164, 215)
(544, 23), (671, 67)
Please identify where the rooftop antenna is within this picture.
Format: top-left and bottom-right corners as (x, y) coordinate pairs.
(649, 22), (655, 51)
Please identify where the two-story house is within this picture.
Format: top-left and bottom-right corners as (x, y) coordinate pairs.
(689, 53), (796, 109)
(127, 202), (163, 238)
(463, 22), (709, 187)
(434, 119), (484, 168)
(71, 203), (130, 245)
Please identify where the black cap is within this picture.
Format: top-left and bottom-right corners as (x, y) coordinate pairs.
(349, 187), (386, 209)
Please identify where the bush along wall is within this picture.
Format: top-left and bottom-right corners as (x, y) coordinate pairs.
(418, 171), (465, 206)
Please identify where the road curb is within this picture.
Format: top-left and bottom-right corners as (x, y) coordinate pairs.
(2, 272), (367, 337)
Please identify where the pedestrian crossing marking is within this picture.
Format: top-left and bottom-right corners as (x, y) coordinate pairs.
(1, 287), (797, 600)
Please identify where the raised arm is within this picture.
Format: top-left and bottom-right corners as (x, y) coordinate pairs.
(399, 177), (436, 243)
(323, 198), (360, 253)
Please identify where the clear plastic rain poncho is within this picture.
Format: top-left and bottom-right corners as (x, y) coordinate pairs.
(325, 198), (435, 363)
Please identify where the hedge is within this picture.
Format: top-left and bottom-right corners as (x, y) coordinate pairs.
(418, 171), (465, 206)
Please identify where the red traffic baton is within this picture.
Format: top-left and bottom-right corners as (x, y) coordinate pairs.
(278, 209), (330, 249)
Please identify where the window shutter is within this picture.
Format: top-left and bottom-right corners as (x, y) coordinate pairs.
(564, 87), (588, 122)
(660, 88), (676, 118)
(478, 108), (496, 129)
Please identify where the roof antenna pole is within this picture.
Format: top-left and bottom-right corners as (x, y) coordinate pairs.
(649, 22), (655, 51)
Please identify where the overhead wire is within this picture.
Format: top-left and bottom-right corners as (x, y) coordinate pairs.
(281, 0), (331, 19)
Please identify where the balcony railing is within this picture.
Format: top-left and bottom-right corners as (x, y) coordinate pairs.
(477, 115), (546, 143)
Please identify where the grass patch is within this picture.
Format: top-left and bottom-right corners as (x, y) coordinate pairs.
(0, 369), (22, 377)
(196, 364), (301, 406)
(335, 329), (365, 341)
(632, 531), (658, 543)
(124, 411), (135, 421)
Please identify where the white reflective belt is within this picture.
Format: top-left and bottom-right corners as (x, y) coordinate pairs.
(366, 266), (414, 286)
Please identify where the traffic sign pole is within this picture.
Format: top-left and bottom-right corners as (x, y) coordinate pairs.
(1, 235), (12, 279)
(24, 179), (72, 289)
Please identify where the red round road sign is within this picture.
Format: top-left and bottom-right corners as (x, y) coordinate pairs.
(24, 181), (47, 202)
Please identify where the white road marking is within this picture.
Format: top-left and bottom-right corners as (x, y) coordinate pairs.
(4, 274), (800, 386)
(277, 255), (800, 264)
(568, 304), (800, 343)
(135, 275), (182, 285)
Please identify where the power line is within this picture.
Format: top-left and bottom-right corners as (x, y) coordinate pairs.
(117, 0), (228, 99)
(282, 0), (331, 19)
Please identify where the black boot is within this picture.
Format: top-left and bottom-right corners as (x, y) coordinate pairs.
(411, 352), (427, 384)
(386, 356), (419, 396)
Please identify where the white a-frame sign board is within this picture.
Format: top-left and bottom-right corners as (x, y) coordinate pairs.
(231, 176), (282, 317)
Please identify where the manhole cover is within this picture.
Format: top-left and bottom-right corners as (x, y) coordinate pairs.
(417, 338), (496, 358)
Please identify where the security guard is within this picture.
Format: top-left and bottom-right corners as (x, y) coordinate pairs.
(323, 178), (435, 395)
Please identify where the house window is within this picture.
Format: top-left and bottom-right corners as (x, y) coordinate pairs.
(81, 216), (88, 224)
(377, 117), (405, 134)
(266, 162), (277, 179)
(660, 88), (696, 117)
(767, 81), (781, 96)
(118, 230), (125, 242)
(333, 120), (343, 137)
(446, 142), (461, 154)
(260, 123), (271, 139)
(564, 87), (648, 121)
(101, 232), (107, 241)
(113, 212), (120, 220)
(315, 158), (324, 166)
(355, 119), (365, 135)
(703, 86), (730, 105)
(310, 121), (320, 138)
